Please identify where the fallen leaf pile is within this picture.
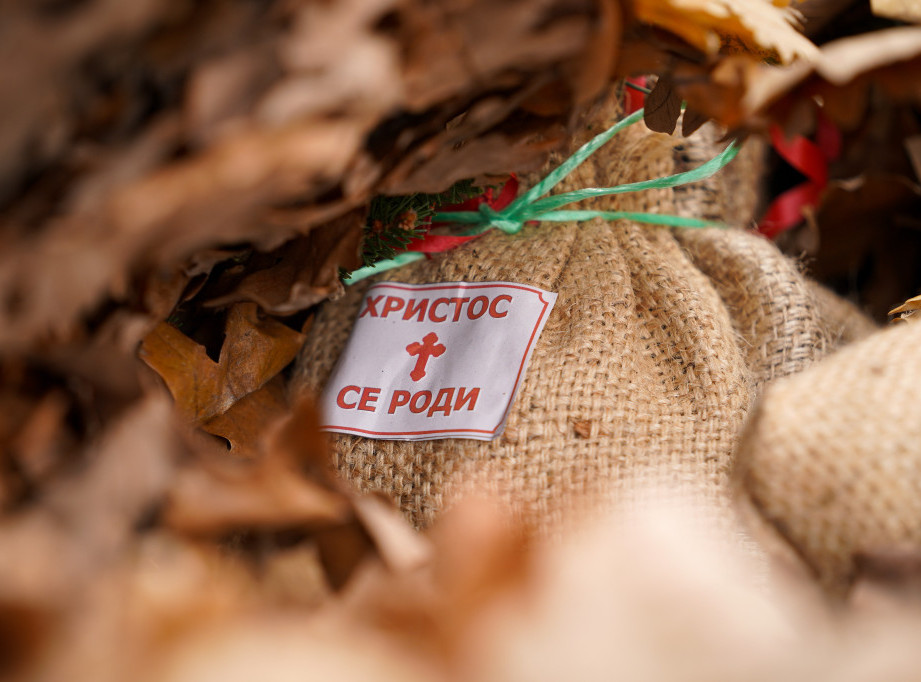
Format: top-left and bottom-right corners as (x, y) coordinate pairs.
(2, 0), (921, 679)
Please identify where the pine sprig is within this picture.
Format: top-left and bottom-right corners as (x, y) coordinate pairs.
(360, 180), (482, 268)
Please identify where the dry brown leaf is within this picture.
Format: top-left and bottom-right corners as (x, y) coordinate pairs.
(742, 27), (921, 129)
(682, 108), (711, 136)
(0, 0), (637, 355)
(205, 210), (364, 314)
(139, 303), (304, 423)
(259, 543), (331, 608)
(150, 616), (435, 682)
(630, 0), (818, 63)
(185, 45), (280, 146)
(163, 452), (349, 535)
(796, 0), (860, 35)
(399, 0), (596, 111)
(352, 494), (432, 573)
(44, 396), (179, 562)
(10, 392), (71, 485)
(566, 0), (622, 106)
(383, 126), (568, 195)
(871, 0), (921, 23)
(0, 0), (171, 204)
(166, 393), (352, 535)
(0, 395), (179, 611)
(669, 57), (755, 127)
(0, 118), (364, 352)
(261, 0), (403, 127)
(803, 174), (921, 320)
(201, 377), (289, 461)
(645, 73), (683, 134)
(889, 294), (921, 316)
(804, 26), (921, 87)
(266, 394), (344, 489)
(315, 520), (378, 591)
(0, 598), (49, 681)
(141, 248), (247, 322)
(905, 135), (921, 184)
(889, 294), (921, 324)
(41, 310), (152, 406)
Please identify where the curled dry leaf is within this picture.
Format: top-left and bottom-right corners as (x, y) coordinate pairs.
(150, 616), (436, 682)
(165, 392), (351, 535)
(796, 0), (860, 35)
(906, 135), (921, 183)
(9, 391), (71, 486)
(742, 26), (921, 131)
(645, 73), (683, 134)
(139, 303), (304, 423)
(802, 174), (921, 320)
(889, 294), (921, 323)
(267, 394), (338, 477)
(200, 377), (289, 460)
(205, 210), (365, 314)
(383, 125), (568, 195)
(629, 0), (818, 63)
(162, 449), (349, 535)
(352, 494), (433, 573)
(141, 248), (247, 324)
(398, 0), (601, 111)
(0, 0), (171, 204)
(681, 107), (711, 136)
(565, 0), (623, 107)
(0, 395), (179, 610)
(666, 57), (755, 129)
(871, 0), (921, 23)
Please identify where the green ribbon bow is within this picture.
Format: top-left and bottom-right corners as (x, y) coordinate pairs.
(346, 108), (740, 284)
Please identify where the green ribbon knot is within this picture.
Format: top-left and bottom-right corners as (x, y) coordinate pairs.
(345, 107), (740, 284)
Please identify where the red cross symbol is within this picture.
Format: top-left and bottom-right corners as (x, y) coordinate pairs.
(405, 332), (446, 381)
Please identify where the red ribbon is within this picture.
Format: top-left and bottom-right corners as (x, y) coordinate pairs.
(625, 77), (648, 115)
(406, 175), (519, 254)
(758, 112), (841, 239)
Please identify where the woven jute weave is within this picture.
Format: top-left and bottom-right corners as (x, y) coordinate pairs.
(736, 319), (921, 597)
(294, 97), (875, 533)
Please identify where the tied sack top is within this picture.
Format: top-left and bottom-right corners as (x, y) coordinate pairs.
(294, 107), (873, 534)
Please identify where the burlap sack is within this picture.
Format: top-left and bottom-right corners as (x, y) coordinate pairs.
(295, 99), (875, 533)
(735, 319), (921, 597)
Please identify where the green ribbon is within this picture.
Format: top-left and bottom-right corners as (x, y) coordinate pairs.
(345, 107), (739, 284)
(345, 251), (426, 284)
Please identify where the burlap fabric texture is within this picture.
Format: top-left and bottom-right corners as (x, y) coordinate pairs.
(295, 101), (875, 533)
(736, 318), (921, 597)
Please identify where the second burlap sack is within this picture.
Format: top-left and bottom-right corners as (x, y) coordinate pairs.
(295, 99), (875, 534)
(736, 318), (921, 597)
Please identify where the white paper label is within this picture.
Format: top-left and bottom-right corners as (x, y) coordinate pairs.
(320, 281), (557, 441)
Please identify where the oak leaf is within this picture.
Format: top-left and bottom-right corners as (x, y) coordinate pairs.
(164, 394), (349, 535)
(201, 378), (289, 461)
(139, 303), (304, 423)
